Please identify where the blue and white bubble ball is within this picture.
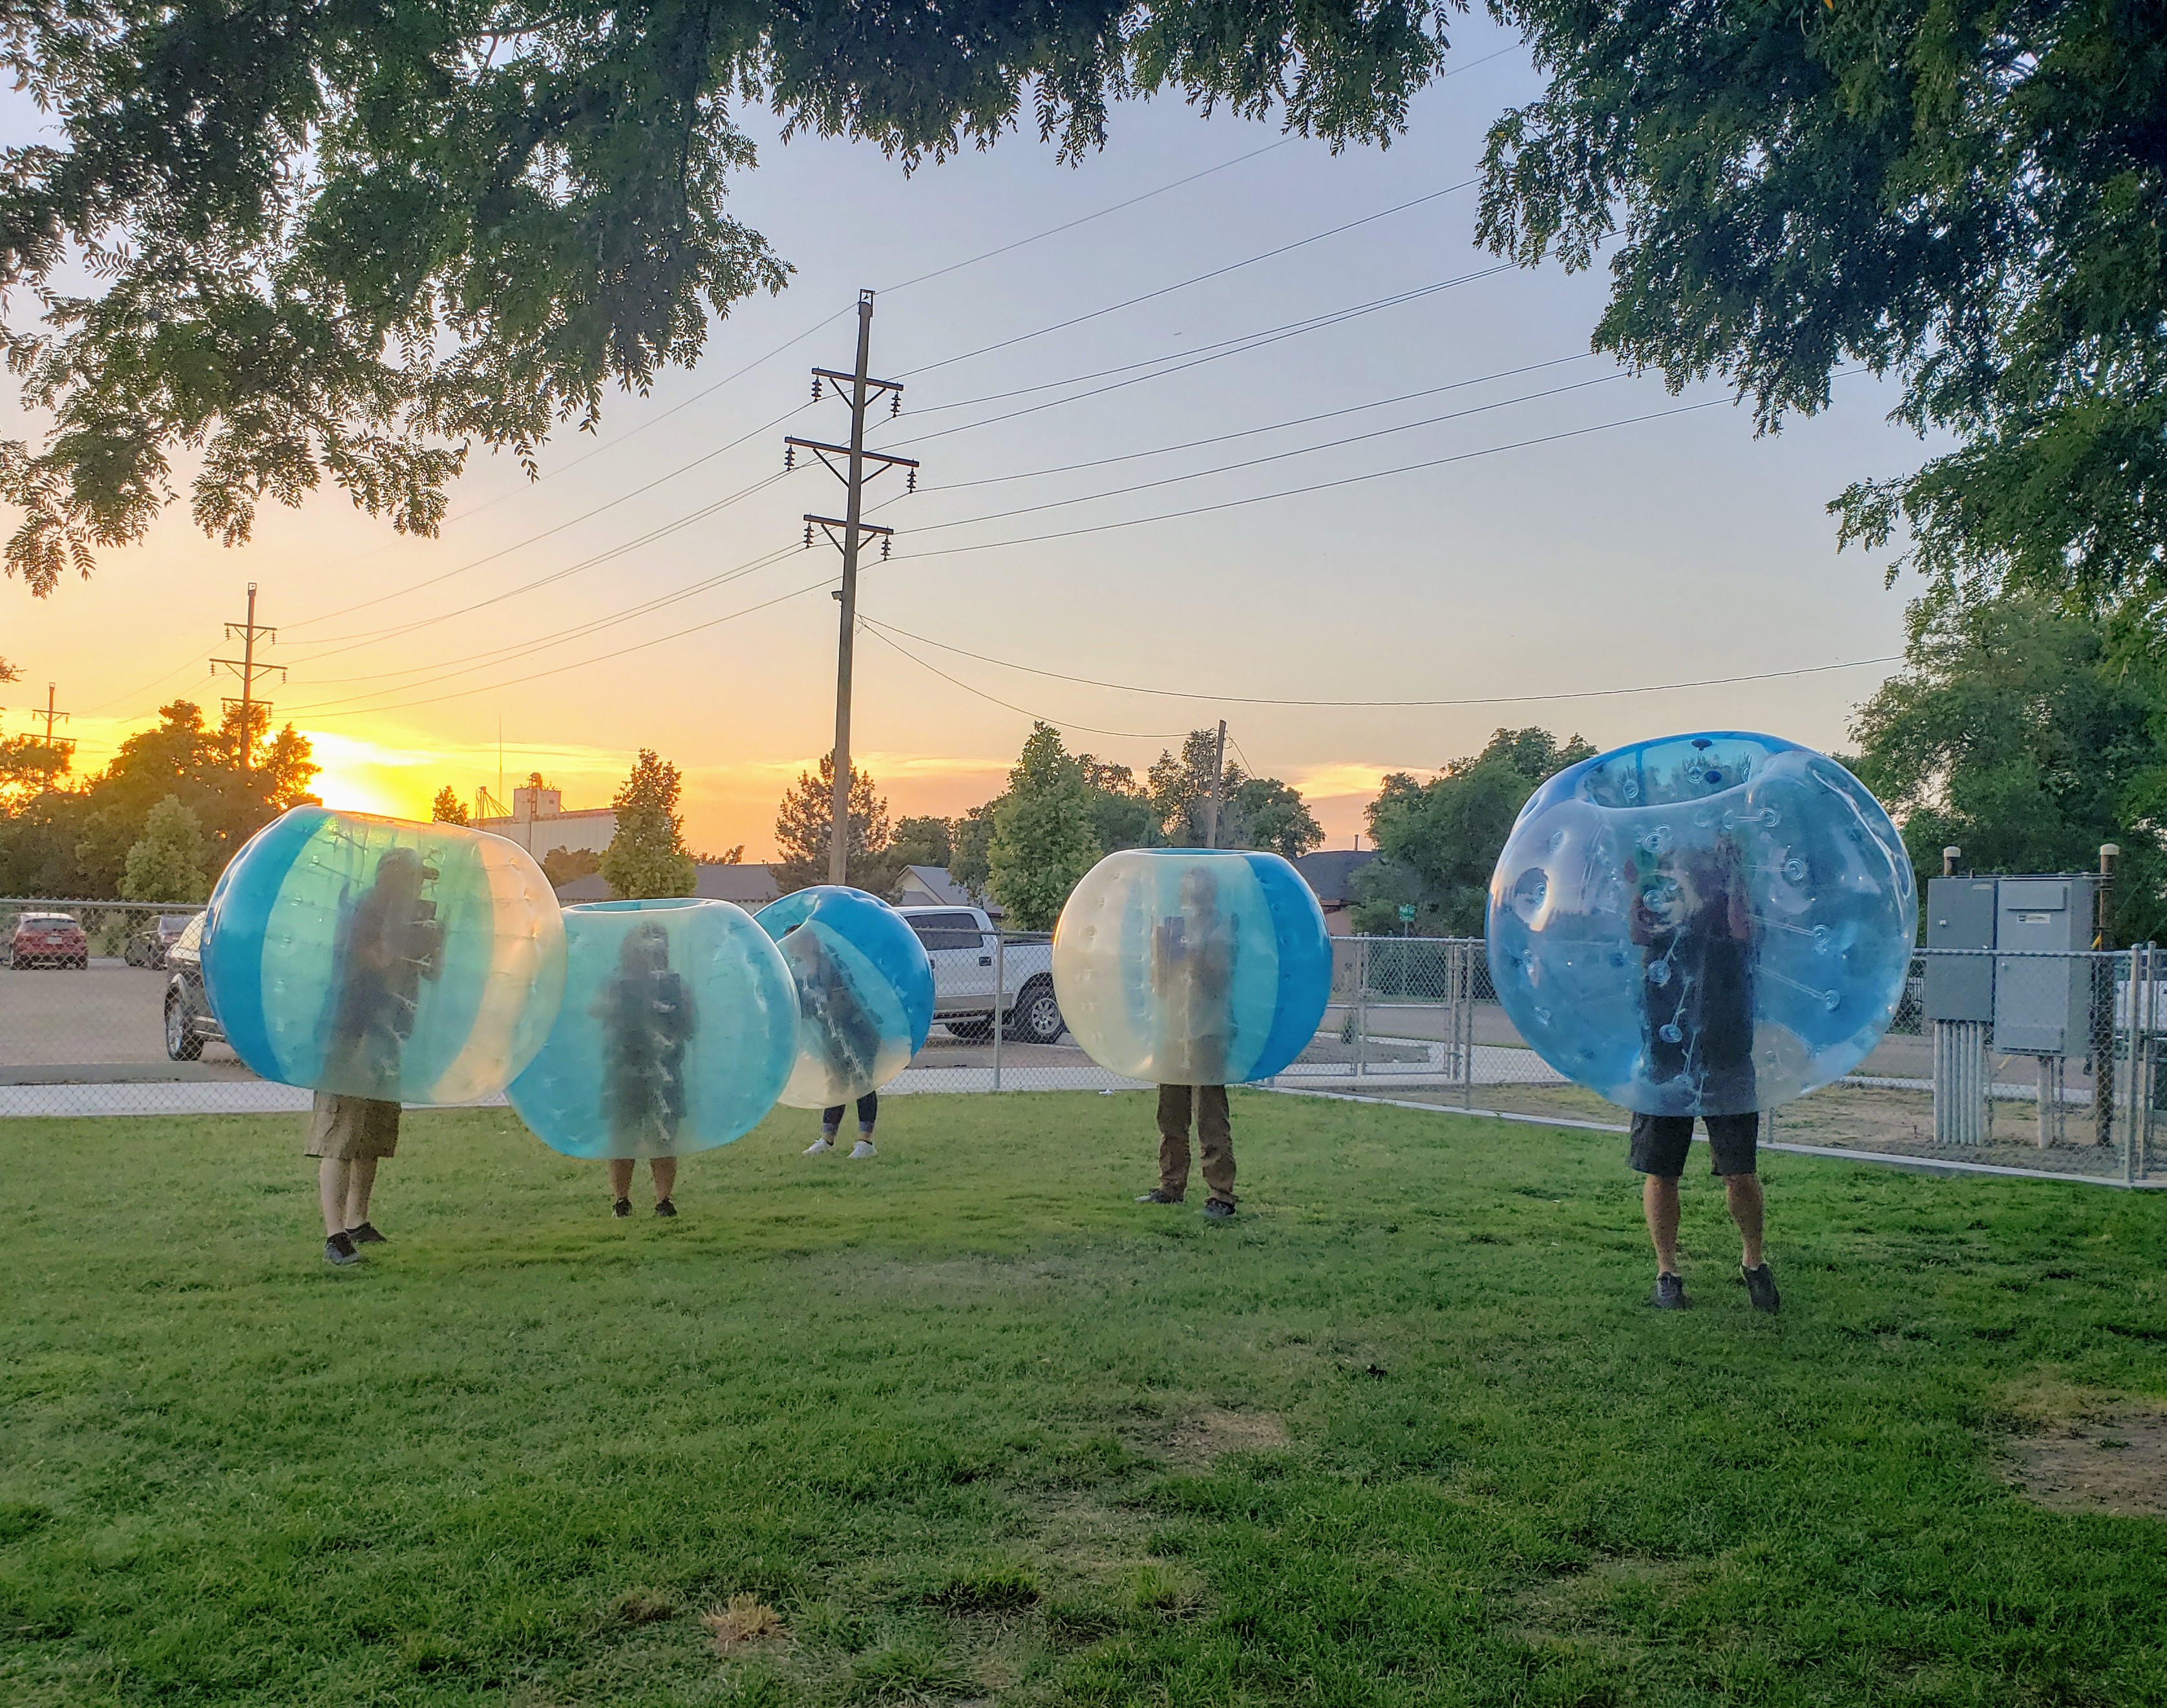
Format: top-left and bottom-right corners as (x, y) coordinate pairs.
(1485, 732), (1916, 1115)
(1053, 849), (1331, 1084)
(202, 807), (566, 1104)
(755, 887), (934, 1108)
(507, 898), (799, 1159)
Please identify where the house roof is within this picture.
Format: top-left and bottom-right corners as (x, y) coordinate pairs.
(893, 864), (970, 906)
(695, 862), (780, 905)
(1293, 848), (1377, 904)
(550, 861), (780, 907)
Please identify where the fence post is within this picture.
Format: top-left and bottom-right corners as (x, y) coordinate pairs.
(1458, 940), (1475, 1110)
(1354, 937), (1368, 1080)
(991, 930), (1004, 1094)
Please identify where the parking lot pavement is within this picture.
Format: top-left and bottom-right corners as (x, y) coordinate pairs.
(0, 962), (248, 1075)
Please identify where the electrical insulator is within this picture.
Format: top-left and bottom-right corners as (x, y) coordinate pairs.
(784, 444), (794, 470)
(905, 469), (916, 493)
(881, 536), (892, 560)
(803, 523), (813, 549)
(812, 376), (823, 401)
(889, 392), (901, 419)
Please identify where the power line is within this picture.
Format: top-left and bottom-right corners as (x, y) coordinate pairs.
(282, 574), (837, 721)
(282, 411), (806, 635)
(859, 624), (1189, 741)
(859, 615), (1902, 708)
(890, 394), (1738, 563)
(901, 367), (1633, 532)
(897, 179), (1480, 378)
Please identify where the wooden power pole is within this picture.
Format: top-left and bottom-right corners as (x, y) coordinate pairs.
(1202, 719), (1228, 849)
(211, 583), (284, 773)
(789, 290), (918, 885)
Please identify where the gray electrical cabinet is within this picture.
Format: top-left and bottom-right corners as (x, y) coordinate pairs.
(1924, 878), (1997, 1022)
(1994, 876), (2097, 1054)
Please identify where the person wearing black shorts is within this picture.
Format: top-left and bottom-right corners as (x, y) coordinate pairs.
(1628, 836), (1779, 1313)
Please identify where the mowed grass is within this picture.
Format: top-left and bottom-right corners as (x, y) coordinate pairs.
(3, 1093), (2166, 1707)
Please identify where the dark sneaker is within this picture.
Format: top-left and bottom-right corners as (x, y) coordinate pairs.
(1203, 1199), (1236, 1220)
(324, 1231), (361, 1267)
(1135, 1188), (1183, 1205)
(345, 1221), (386, 1245)
(1742, 1263), (1781, 1314)
(1650, 1272), (1688, 1310)
(653, 1198), (677, 1218)
(612, 1197), (632, 1219)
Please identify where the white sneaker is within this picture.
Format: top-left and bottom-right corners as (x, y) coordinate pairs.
(804, 1135), (836, 1155)
(849, 1139), (877, 1159)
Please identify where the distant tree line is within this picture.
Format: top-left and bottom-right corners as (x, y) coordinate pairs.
(0, 699), (319, 900)
(766, 723), (1325, 929)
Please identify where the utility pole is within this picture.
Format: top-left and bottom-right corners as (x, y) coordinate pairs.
(790, 290), (917, 884)
(1202, 719), (1228, 849)
(211, 583), (284, 774)
(32, 682), (72, 754)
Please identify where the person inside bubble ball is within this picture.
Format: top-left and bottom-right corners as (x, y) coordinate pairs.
(308, 846), (444, 1267)
(597, 922), (698, 1217)
(1137, 866), (1240, 1219)
(1625, 833), (1779, 1313)
(783, 925), (885, 1160)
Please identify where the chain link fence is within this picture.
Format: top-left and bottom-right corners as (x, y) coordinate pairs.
(3, 905), (2159, 1184)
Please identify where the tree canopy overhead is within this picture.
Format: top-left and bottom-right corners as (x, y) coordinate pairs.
(1479, 0), (2167, 613)
(0, 0), (1461, 593)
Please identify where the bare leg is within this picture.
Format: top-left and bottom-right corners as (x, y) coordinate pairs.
(608, 1158), (635, 1200)
(1643, 1174), (1682, 1276)
(650, 1156), (678, 1203)
(319, 1157), (352, 1236)
(1725, 1173), (1765, 1269)
(343, 1156), (379, 1230)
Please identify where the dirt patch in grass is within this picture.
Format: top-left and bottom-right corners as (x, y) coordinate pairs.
(703, 1594), (787, 1652)
(1159, 1408), (1291, 1466)
(1499, 1557), (1700, 1647)
(2006, 1411), (2167, 1518)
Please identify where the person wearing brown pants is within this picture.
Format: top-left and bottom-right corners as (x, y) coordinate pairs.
(1140, 1084), (1236, 1218)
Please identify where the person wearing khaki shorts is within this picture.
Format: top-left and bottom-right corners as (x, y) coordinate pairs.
(309, 1092), (400, 1266)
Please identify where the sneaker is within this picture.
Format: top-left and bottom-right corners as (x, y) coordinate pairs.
(345, 1221), (386, 1245)
(849, 1139), (877, 1159)
(1135, 1188), (1183, 1205)
(1650, 1272), (1688, 1310)
(653, 1198), (677, 1218)
(805, 1135), (836, 1155)
(1742, 1263), (1781, 1314)
(611, 1197), (632, 1219)
(1203, 1199), (1236, 1220)
(324, 1231), (361, 1267)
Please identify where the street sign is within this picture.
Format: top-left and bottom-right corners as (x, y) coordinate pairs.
(1397, 904), (1417, 923)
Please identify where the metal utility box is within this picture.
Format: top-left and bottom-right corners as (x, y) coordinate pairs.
(1924, 878), (1997, 1023)
(1994, 876), (2097, 1054)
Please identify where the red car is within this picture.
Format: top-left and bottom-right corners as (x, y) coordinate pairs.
(8, 911), (89, 969)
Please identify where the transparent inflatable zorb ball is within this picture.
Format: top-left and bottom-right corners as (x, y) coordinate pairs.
(1052, 849), (1331, 1084)
(1485, 732), (1916, 1115)
(506, 898), (798, 1159)
(754, 887), (933, 1108)
(202, 807), (566, 1103)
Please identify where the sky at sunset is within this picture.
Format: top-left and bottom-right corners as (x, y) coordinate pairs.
(3, 19), (1933, 861)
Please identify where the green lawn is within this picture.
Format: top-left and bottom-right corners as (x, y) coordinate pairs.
(3, 1092), (2165, 1707)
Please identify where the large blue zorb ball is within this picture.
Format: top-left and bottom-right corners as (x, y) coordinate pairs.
(1486, 732), (1916, 1115)
(507, 898), (798, 1159)
(203, 807), (567, 1103)
(754, 887), (934, 1108)
(1052, 849), (1331, 1084)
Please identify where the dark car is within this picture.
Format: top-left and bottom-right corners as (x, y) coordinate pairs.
(164, 913), (225, 1060)
(8, 911), (89, 969)
(125, 912), (198, 969)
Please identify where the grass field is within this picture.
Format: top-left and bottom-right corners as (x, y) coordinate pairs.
(3, 1092), (2165, 1707)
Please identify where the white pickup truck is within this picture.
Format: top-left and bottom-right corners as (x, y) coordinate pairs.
(896, 905), (1066, 1044)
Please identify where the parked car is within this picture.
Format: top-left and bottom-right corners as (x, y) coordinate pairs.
(896, 906), (1065, 1044)
(163, 914), (225, 1060)
(7, 911), (89, 969)
(125, 912), (197, 969)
